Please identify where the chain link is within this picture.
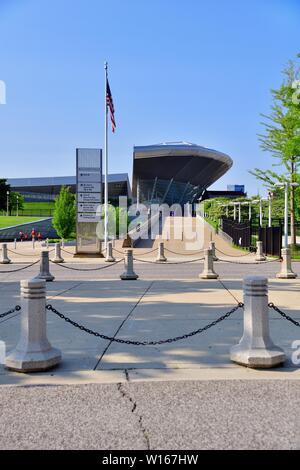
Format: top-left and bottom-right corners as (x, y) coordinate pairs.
(46, 302), (243, 346)
(268, 302), (300, 327)
(217, 257), (280, 265)
(0, 259), (40, 274)
(133, 256), (204, 265)
(0, 305), (21, 319)
(49, 258), (124, 271)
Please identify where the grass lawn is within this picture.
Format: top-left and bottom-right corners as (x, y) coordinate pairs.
(0, 216), (44, 229)
(23, 201), (55, 211)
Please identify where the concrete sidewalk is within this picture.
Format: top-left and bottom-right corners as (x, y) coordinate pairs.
(0, 277), (300, 386)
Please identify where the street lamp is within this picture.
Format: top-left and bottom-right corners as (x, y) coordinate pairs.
(16, 196), (19, 217)
(275, 182), (299, 248)
(267, 192), (273, 228)
(6, 191), (9, 217)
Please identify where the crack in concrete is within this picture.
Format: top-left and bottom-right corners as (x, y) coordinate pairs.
(93, 281), (154, 370)
(117, 381), (151, 450)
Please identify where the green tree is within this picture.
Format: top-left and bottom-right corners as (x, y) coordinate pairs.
(0, 179), (10, 212)
(52, 186), (76, 239)
(250, 59), (300, 244)
(9, 192), (24, 215)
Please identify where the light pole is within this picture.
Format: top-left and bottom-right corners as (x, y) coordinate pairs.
(233, 202), (237, 221)
(16, 196), (19, 217)
(275, 182), (299, 248)
(268, 192), (273, 228)
(6, 191), (9, 217)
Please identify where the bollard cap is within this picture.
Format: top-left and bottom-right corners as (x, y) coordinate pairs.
(21, 278), (46, 289)
(244, 275), (267, 286)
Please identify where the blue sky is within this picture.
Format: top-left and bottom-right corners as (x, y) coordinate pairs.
(0, 0), (299, 195)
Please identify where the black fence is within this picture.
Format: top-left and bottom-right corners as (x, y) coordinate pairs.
(221, 218), (251, 248)
(221, 218), (282, 256)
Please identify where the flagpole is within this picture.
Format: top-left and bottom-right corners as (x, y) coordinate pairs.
(104, 61), (108, 249)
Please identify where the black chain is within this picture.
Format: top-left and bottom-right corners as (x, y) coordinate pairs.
(215, 247), (252, 258)
(133, 256), (204, 265)
(7, 248), (40, 258)
(217, 257), (280, 265)
(164, 247), (204, 256)
(46, 302), (243, 346)
(0, 305), (21, 319)
(268, 302), (300, 327)
(49, 258), (124, 271)
(0, 259), (40, 273)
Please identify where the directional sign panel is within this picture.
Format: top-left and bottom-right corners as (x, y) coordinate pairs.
(78, 171), (101, 182)
(78, 182), (101, 193)
(78, 193), (101, 203)
(78, 202), (100, 213)
(77, 213), (101, 223)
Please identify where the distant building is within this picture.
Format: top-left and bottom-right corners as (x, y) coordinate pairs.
(227, 184), (245, 193)
(7, 174), (131, 203)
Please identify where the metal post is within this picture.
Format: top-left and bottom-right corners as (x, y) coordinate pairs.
(104, 61), (108, 249)
(233, 204), (236, 221)
(249, 203), (251, 221)
(259, 199), (263, 227)
(5, 278), (61, 372)
(284, 183), (288, 249)
(230, 276), (285, 368)
(268, 197), (272, 228)
(238, 203), (241, 223)
(6, 191), (9, 217)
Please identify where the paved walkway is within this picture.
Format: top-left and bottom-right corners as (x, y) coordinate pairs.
(1, 219), (299, 449)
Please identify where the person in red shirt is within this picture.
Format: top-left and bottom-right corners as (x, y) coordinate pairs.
(38, 232), (42, 242)
(31, 228), (36, 240)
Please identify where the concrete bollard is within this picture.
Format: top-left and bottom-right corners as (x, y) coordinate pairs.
(120, 249), (138, 280)
(52, 242), (64, 264)
(230, 276), (285, 368)
(5, 278), (61, 372)
(14, 238), (17, 250)
(105, 241), (116, 262)
(156, 241), (167, 262)
(61, 238), (65, 248)
(0, 243), (11, 264)
(276, 248), (297, 279)
(36, 250), (55, 282)
(209, 241), (218, 261)
(46, 238), (49, 249)
(255, 241), (266, 262)
(199, 248), (218, 279)
(32, 238), (35, 249)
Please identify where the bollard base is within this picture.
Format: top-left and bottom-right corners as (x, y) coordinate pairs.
(105, 257), (116, 263)
(156, 257), (167, 263)
(230, 345), (285, 369)
(255, 255), (266, 262)
(276, 270), (297, 279)
(52, 258), (64, 264)
(0, 259), (11, 264)
(199, 270), (219, 279)
(120, 273), (138, 280)
(5, 347), (61, 372)
(36, 274), (55, 282)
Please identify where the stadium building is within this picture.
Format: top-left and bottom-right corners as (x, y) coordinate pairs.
(8, 142), (235, 207)
(132, 142), (233, 206)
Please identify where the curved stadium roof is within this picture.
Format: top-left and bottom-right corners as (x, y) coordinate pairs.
(132, 142), (233, 205)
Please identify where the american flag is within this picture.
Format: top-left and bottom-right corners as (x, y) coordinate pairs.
(106, 79), (116, 133)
